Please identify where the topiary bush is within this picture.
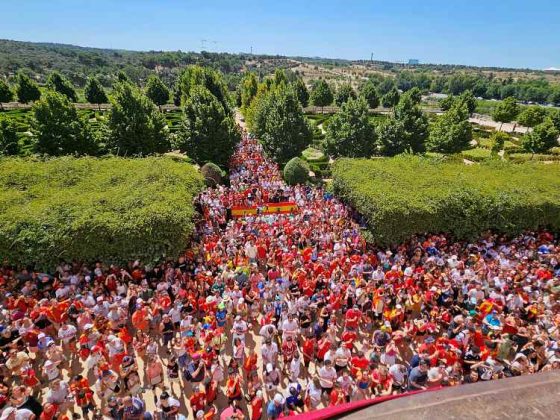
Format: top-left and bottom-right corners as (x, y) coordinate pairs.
(283, 157), (310, 186)
(0, 156), (204, 269)
(200, 162), (224, 187)
(332, 156), (560, 246)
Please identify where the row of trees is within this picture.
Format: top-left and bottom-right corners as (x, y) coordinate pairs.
(0, 66), (241, 166)
(0, 70), (174, 109)
(323, 87), (470, 158)
(394, 70), (560, 105)
(323, 87), (560, 159)
(307, 79), (399, 111)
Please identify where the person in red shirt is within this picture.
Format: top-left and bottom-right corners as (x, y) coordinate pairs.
(302, 336), (316, 371)
(329, 383), (346, 406)
(189, 384), (207, 413)
(345, 305), (362, 330)
(250, 390), (264, 420)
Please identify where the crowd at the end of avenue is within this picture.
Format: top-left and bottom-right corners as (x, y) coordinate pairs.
(0, 132), (559, 420)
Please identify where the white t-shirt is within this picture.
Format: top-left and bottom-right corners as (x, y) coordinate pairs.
(318, 366), (337, 388)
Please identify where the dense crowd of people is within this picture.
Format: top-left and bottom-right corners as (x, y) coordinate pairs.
(0, 133), (559, 420)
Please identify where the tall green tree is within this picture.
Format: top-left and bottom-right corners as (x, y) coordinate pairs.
(521, 118), (559, 155)
(334, 83), (356, 106)
(174, 86), (240, 167)
(15, 72), (41, 103)
(517, 106), (547, 128)
(381, 87), (400, 108)
(403, 87), (422, 105)
(310, 80), (333, 112)
(0, 118), (19, 156)
(392, 93), (429, 153)
(427, 102), (472, 153)
(175, 65), (231, 113)
(324, 97), (376, 158)
(252, 86), (311, 163)
(31, 91), (96, 155)
(239, 72), (259, 111)
(107, 82), (170, 155)
(492, 97), (519, 131)
(293, 78), (309, 108)
(84, 77), (108, 110)
(457, 90), (476, 115)
(46, 71), (78, 102)
(0, 80), (13, 110)
(376, 118), (407, 156)
(359, 81), (380, 109)
(145, 74), (170, 110)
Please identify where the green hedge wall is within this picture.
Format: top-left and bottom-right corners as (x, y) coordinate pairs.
(0, 156), (204, 268)
(332, 156), (560, 245)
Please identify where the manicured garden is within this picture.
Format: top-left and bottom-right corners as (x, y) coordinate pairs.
(0, 156), (203, 268)
(332, 156), (560, 245)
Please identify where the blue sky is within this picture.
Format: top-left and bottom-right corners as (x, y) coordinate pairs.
(1, 0), (559, 69)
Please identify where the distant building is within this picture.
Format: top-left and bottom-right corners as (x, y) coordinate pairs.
(408, 59), (420, 65)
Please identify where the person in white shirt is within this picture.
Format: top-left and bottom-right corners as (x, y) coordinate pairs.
(281, 313), (299, 340)
(318, 360), (337, 393)
(261, 338), (279, 365)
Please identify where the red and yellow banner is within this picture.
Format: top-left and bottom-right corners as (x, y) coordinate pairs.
(230, 202), (298, 218)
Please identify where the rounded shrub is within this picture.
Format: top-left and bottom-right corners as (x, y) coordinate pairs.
(200, 162), (223, 187)
(283, 157), (310, 186)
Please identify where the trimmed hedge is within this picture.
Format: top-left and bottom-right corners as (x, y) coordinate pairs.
(0, 156), (204, 268)
(332, 156), (560, 245)
(284, 157), (310, 185)
(200, 162), (224, 187)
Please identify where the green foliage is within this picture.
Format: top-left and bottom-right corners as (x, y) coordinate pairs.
(0, 156), (203, 268)
(145, 74), (170, 108)
(490, 131), (510, 154)
(324, 97), (376, 158)
(200, 162), (224, 187)
(439, 95), (455, 111)
(359, 81), (380, 109)
(332, 156), (560, 245)
(458, 90), (477, 115)
(310, 80), (333, 109)
(334, 83), (356, 106)
(381, 87), (400, 108)
(402, 87), (422, 105)
(84, 77), (108, 106)
(46, 71), (78, 102)
(107, 82), (170, 155)
(175, 65), (231, 113)
(375, 118), (406, 156)
(283, 157), (310, 185)
(427, 103), (472, 153)
(174, 86), (240, 167)
(0, 79), (14, 105)
(116, 71), (130, 83)
(521, 118), (560, 154)
(517, 106), (547, 128)
(239, 72), (259, 111)
(251, 86), (312, 163)
(492, 96), (519, 126)
(393, 92), (429, 153)
(549, 109), (560, 132)
(0, 118), (20, 156)
(31, 91), (97, 156)
(15, 72), (41, 103)
(293, 78), (309, 107)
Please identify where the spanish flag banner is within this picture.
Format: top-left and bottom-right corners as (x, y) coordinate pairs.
(262, 202), (298, 215)
(231, 206), (258, 217)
